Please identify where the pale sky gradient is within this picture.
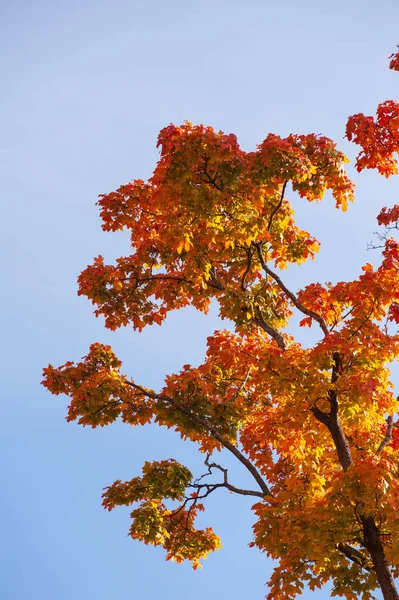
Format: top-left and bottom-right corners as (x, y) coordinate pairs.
(2, 1), (399, 598)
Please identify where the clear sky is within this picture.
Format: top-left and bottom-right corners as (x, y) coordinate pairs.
(2, 1), (399, 598)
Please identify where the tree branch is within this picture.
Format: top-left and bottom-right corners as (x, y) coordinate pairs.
(253, 307), (286, 350)
(125, 381), (271, 497)
(240, 247), (254, 292)
(254, 242), (329, 335)
(189, 476), (264, 499)
(194, 455), (265, 498)
(267, 181), (288, 231)
(377, 416), (394, 454)
(208, 266), (225, 290)
(202, 155), (224, 191)
(311, 354), (353, 472)
(347, 303), (377, 340)
(336, 542), (372, 572)
(230, 369), (251, 403)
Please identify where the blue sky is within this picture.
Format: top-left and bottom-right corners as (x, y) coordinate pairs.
(2, 1), (399, 598)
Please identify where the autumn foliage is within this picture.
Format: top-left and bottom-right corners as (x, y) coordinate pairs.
(43, 48), (399, 599)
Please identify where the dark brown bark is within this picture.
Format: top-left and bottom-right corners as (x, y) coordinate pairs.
(336, 543), (372, 572)
(311, 353), (353, 472)
(327, 417), (353, 472)
(318, 407), (399, 599)
(253, 309), (286, 350)
(311, 405), (353, 472)
(312, 354), (399, 599)
(362, 516), (399, 600)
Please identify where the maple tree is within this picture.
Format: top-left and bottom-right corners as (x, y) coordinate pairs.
(43, 48), (399, 600)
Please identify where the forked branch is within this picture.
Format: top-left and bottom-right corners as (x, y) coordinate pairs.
(189, 455), (265, 499)
(125, 381), (271, 497)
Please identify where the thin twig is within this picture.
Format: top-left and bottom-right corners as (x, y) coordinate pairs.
(199, 455), (264, 498)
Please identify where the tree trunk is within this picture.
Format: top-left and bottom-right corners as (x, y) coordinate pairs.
(362, 516), (399, 600)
